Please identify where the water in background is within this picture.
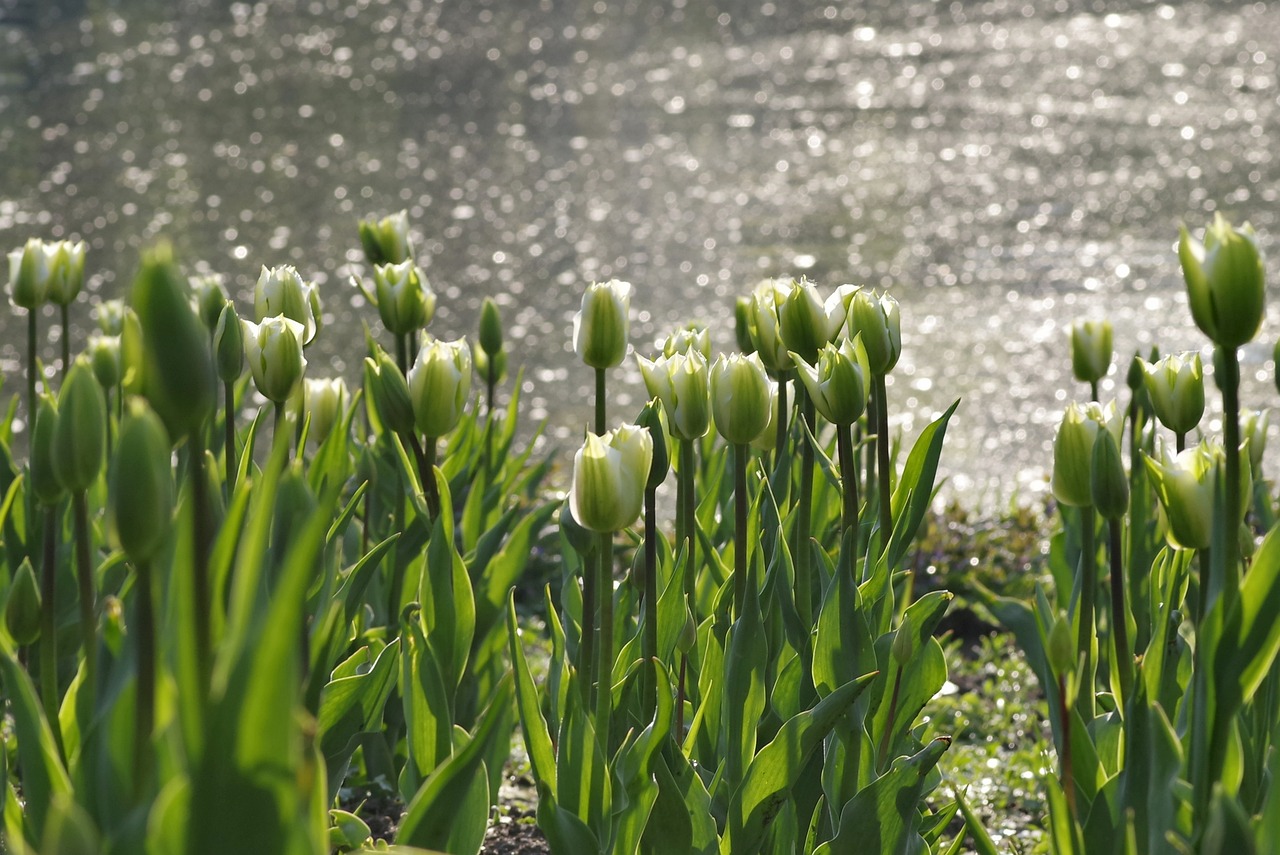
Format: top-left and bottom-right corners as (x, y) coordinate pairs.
(2, 0), (1278, 502)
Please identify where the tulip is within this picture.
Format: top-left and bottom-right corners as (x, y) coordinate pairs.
(5, 559), (41, 646)
(1091, 429), (1129, 521)
(359, 210), (412, 265)
(110, 401), (175, 564)
(750, 379), (780, 453)
(214, 302), (245, 384)
(1179, 213), (1265, 349)
(95, 298), (126, 335)
(1070, 320), (1113, 388)
(1142, 442), (1217, 551)
(779, 277), (845, 364)
(660, 323), (711, 360)
(637, 349), (711, 441)
(573, 279), (631, 370)
(29, 395), (64, 508)
(711, 353), (772, 445)
(52, 358), (107, 494)
(242, 315), (307, 404)
(44, 240), (86, 307)
(1140, 352), (1204, 438)
(88, 334), (122, 391)
(303, 377), (348, 446)
(372, 260), (435, 336)
(734, 296), (756, 355)
(479, 297), (504, 357)
(748, 279), (794, 372)
(7, 237), (50, 310)
(254, 265), (319, 345)
(847, 289), (902, 376)
(366, 352), (416, 438)
(407, 337), (472, 438)
(791, 336), (871, 426)
(1241, 409), (1269, 472)
(1051, 401), (1122, 508)
(569, 424), (653, 533)
(189, 273), (228, 333)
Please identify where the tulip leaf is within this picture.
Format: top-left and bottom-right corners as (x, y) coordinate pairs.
(318, 640), (401, 800)
(1220, 522), (1280, 701)
(723, 571), (769, 793)
(422, 471), (475, 693)
(0, 643), (72, 843)
(813, 529), (875, 697)
(401, 615), (453, 785)
(507, 595), (557, 801)
(886, 399), (958, 569)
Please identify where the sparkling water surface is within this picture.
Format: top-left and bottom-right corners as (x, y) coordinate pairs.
(2, 0), (1278, 503)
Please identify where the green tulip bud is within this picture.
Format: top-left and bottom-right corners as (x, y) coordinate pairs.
(1051, 400), (1121, 508)
(637, 348), (711, 441)
(1143, 439), (1250, 551)
(1241, 409), (1269, 472)
(1070, 319), (1113, 386)
(119, 306), (146, 397)
(660, 323), (711, 360)
(734, 297), (757, 355)
(95, 298), (126, 335)
(367, 352), (416, 438)
(372, 260), (435, 336)
(1140, 352), (1204, 435)
(87, 334), (121, 390)
(748, 278), (794, 372)
(52, 358), (107, 493)
(358, 210), (412, 266)
(479, 297), (504, 356)
(750, 378), (780, 453)
(110, 401), (174, 563)
(1091, 428), (1129, 520)
(711, 352), (772, 445)
(1046, 614), (1074, 677)
(573, 279), (631, 369)
(186, 273), (224, 332)
(1126, 351), (1145, 392)
(474, 346), (508, 386)
(303, 377), (348, 446)
(328, 809), (372, 851)
(242, 315), (307, 404)
(5, 559), (41, 645)
(569, 424), (653, 533)
(848, 289), (902, 375)
(407, 337), (472, 438)
(254, 265), (319, 345)
(132, 245), (216, 442)
(7, 237), (51, 310)
(791, 335), (871, 426)
(1179, 214), (1265, 349)
(779, 277), (844, 364)
(635, 398), (670, 493)
(30, 394), (65, 507)
(213, 302), (245, 384)
(45, 240), (86, 307)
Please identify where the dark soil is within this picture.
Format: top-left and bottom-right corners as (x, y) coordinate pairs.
(481, 808), (551, 855)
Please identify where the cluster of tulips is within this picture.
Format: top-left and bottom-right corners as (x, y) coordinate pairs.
(978, 213), (1280, 853)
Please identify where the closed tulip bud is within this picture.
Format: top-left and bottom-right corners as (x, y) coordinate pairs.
(1046, 614), (1074, 677)
(569, 424), (653, 533)
(734, 297), (757, 355)
(358, 210), (412, 266)
(88, 334), (121, 390)
(779, 277), (844, 364)
(188, 273), (227, 333)
(660, 323), (711, 360)
(45, 240), (86, 307)
(30, 395), (65, 507)
(1140, 352), (1204, 435)
(1070, 319), (1113, 386)
(791, 336), (871, 426)
(366, 352), (415, 437)
(1051, 401), (1121, 508)
(53, 358), (107, 493)
(110, 401), (174, 563)
(637, 348), (711, 441)
(1179, 214), (1265, 349)
(254, 265), (319, 345)
(7, 237), (50, 310)
(5, 559), (41, 645)
(474, 346), (508, 386)
(1241, 409), (1269, 471)
(213, 302), (245, 384)
(636, 399), (670, 492)
(479, 297), (504, 356)
(95, 298), (126, 335)
(242, 315), (307, 404)
(372, 260), (435, 335)
(1126, 351), (1145, 392)
(304, 377), (348, 446)
(573, 279), (631, 369)
(749, 279), (793, 372)
(120, 307), (146, 396)
(848, 289), (902, 375)
(1091, 429), (1129, 520)
(711, 353), (772, 445)
(131, 245), (216, 441)
(1144, 439), (1251, 550)
(750, 379), (780, 452)
(408, 337), (472, 438)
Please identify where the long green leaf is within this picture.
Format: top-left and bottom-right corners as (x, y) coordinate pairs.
(0, 645), (72, 843)
(885, 399), (959, 569)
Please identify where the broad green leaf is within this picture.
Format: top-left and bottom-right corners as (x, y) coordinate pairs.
(422, 471), (476, 693)
(318, 640), (401, 800)
(723, 572), (768, 793)
(557, 687), (611, 840)
(507, 596), (557, 801)
(885, 399), (959, 569)
(401, 616), (453, 785)
(0, 644), (72, 842)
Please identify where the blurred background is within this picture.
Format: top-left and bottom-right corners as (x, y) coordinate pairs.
(2, 0), (1278, 502)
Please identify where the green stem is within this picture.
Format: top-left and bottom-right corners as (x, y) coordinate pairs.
(595, 367), (606, 436)
(274, 401), (287, 453)
(60, 304), (70, 382)
(773, 369), (790, 473)
(580, 541), (597, 708)
(1217, 346), (1242, 597)
(595, 530), (614, 754)
(837, 422), (860, 550)
(408, 433), (440, 522)
(224, 381), (237, 494)
(1089, 379), (1099, 403)
(1075, 506), (1097, 721)
(133, 560), (155, 801)
(486, 362), (497, 417)
(1107, 516), (1132, 707)
(643, 485), (658, 715)
(38, 505), (63, 759)
(73, 491), (96, 693)
(734, 443), (749, 617)
(1059, 673), (1078, 822)
(794, 388), (815, 630)
(190, 438), (213, 696)
(26, 312), (37, 436)
(1176, 431), (1186, 455)
(679, 438), (697, 603)
(874, 373), (893, 549)
(396, 333), (409, 378)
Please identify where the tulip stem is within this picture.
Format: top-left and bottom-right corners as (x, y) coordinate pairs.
(1175, 431), (1186, 454)
(793, 388), (815, 630)
(190, 439), (213, 697)
(643, 484), (658, 715)
(679, 438), (697, 603)
(1058, 672), (1078, 822)
(595, 367), (606, 435)
(1217, 345), (1242, 598)
(423, 437), (440, 521)
(72, 490), (97, 696)
(1107, 516), (1132, 707)
(580, 543), (597, 708)
(224, 381), (237, 495)
(26, 312), (37, 436)
(837, 423), (860, 553)
(734, 443), (749, 617)
(133, 559), (156, 802)
(59, 304), (70, 383)
(773, 369), (790, 477)
(39, 505), (63, 759)
(395, 333), (409, 378)
(1089, 380), (1099, 403)
(874, 373), (893, 550)
(274, 401), (287, 453)
(1075, 506), (1097, 722)
(595, 530), (614, 754)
